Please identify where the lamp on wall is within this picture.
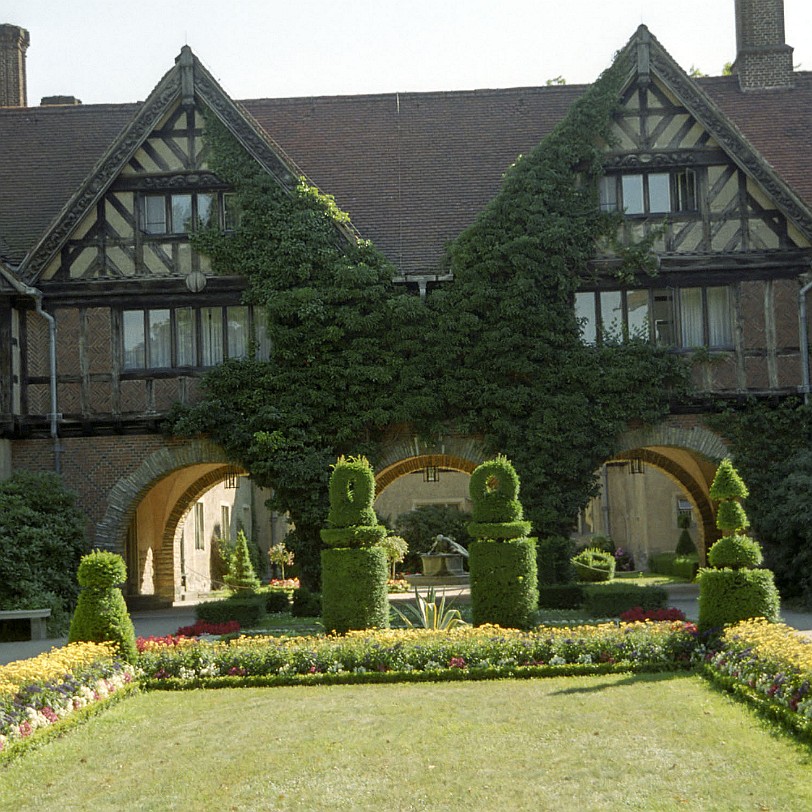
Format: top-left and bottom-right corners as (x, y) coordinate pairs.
(628, 458), (645, 475)
(224, 466), (241, 489)
(423, 466), (440, 483)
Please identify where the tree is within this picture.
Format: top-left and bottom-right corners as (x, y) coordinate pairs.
(223, 530), (261, 593)
(268, 542), (294, 581)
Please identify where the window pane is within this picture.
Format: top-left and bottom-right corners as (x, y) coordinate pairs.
(598, 177), (617, 212)
(253, 307), (272, 360)
(648, 173), (671, 213)
(574, 292), (597, 345)
(143, 196), (166, 234)
(201, 307), (224, 366)
(175, 307), (197, 366)
(622, 175), (644, 214)
(122, 311), (145, 369)
(227, 306), (249, 359)
(651, 289), (675, 346)
(197, 194), (215, 229)
(626, 290), (650, 340)
(675, 170), (697, 212)
(171, 194), (193, 233)
(680, 288), (704, 348)
(600, 291), (623, 341)
(223, 194), (242, 230)
(707, 286), (733, 347)
(147, 309), (171, 368)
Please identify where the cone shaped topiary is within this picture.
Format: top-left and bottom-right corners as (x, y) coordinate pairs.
(68, 551), (137, 663)
(709, 458), (749, 504)
(223, 529), (261, 593)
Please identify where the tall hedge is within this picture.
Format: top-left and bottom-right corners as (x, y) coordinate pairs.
(320, 456), (389, 632)
(467, 456), (538, 628)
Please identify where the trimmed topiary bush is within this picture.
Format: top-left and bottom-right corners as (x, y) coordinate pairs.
(196, 593), (267, 627)
(571, 548), (615, 582)
(582, 583), (667, 617)
(223, 530), (261, 593)
(538, 583), (585, 609)
(320, 456), (389, 632)
(467, 456), (537, 628)
(698, 568), (780, 630)
(468, 538), (538, 629)
(700, 459), (779, 632)
(291, 586), (322, 617)
(68, 551), (137, 663)
(322, 547), (390, 633)
(675, 513), (698, 556)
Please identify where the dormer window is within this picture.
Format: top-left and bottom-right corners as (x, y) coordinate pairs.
(600, 169), (697, 215)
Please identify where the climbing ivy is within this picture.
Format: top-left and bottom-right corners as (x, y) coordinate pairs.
(170, 60), (686, 586)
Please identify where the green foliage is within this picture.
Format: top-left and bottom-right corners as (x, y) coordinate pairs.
(538, 583), (585, 609)
(0, 472), (89, 624)
(649, 552), (699, 580)
(675, 527), (697, 557)
(707, 534), (764, 570)
(268, 542), (294, 580)
(709, 459), (749, 503)
(698, 568), (781, 631)
(321, 547), (390, 633)
(571, 548), (616, 582)
(536, 535), (576, 585)
(391, 588), (468, 630)
(715, 500), (749, 535)
(320, 526), (387, 548)
(196, 593), (267, 626)
(394, 505), (472, 572)
(68, 552), (137, 663)
(223, 530), (261, 593)
(582, 583), (667, 617)
(264, 589), (292, 613)
(468, 456), (524, 523)
(291, 586), (322, 617)
(325, 456), (378, 528)
(465, 520), (532, 540)
(381, 535), (409, 578)
(468, 538), (538, 628)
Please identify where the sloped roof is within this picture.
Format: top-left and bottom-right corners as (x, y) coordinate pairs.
(2, 39), (812, 279)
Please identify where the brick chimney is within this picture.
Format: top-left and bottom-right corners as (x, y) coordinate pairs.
(733, 0), (794, 90)
(0, 24), (29, 107)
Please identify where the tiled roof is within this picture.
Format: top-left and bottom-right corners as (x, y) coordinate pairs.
(1, 71), (812, 278)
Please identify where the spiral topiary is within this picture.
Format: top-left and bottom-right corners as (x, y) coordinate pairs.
(699, 459), (779, 632)
(68, 551), (137, 663)
(320, 456), (388, 632)
(571, 547), (615, 583)
(466, 456), (537, 628)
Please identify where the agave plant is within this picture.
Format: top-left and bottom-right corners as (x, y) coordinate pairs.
(391, 587), (469, 630)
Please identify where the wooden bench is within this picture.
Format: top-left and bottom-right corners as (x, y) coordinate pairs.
(0, 609), (51, 640)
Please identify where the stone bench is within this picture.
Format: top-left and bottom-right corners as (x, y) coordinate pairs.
(0, 608), (51, 640)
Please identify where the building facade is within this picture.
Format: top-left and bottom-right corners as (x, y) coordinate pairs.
(1, 0), (811, 600)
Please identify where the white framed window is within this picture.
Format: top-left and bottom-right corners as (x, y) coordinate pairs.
(194, 502), (205, 550)
(600, 170), (698, 215)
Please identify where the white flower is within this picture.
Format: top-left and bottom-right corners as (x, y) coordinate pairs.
(549, 655), (566, 666)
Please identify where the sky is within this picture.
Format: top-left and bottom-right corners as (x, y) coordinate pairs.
(4, 1), (812, 105)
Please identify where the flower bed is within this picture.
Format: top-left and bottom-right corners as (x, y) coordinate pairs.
(0, 642), (136, 758)
(139, 621), (698, 689)
(620, 607), (686, 623)
(701, 619), (812, 741)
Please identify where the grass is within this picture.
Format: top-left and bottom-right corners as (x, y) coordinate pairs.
(2, 673), (811, 810)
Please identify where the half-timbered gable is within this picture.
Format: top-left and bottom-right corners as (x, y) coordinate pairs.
(576, 26), (812, 396)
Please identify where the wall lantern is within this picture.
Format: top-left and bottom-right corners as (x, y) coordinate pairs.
(628, 458), (645, 475)
(224, 466), (241, 489)
(423, 466), (440, 483)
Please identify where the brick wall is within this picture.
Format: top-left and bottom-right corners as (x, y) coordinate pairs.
(734, 0), (794, 90)
(0, 25), (28, 108)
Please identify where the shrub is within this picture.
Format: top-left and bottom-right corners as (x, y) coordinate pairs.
(394, 505), (472, 572)
(469, 538), (538, 629)
(324, 455), (378, 529)
(707, 534), (763, 570)
(291, 586), (321, 617)
(268, 542), (294, 581)
(675, 527), (698, 557)
(196, 593), (267, 627)
(698, 568), (781, 631)
(321, 547), (390, 633)
(223, 530), (261, 593)
(0, 472), (89, 625)
(571, 548), (615, 582)
(649, 552), (677, 575)
(264, 590), (291, 613)
(536, 536), (576, 585)
(68, 551), (137, 663)
(468, 455), (524, 524)
(582, 583), (668, 617)
(538, 583), (585, 609)
(672, 556), (699, 581)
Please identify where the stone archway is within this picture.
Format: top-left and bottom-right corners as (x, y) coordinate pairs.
(609, 419), (728, 563)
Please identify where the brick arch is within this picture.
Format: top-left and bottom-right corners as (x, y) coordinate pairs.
(376, 453), (478, 493)
(610, 447), (719, 562)
(95, 438), (232, 554)
(618, 419), (728, 463)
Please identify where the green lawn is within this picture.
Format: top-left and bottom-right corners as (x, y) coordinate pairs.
(2, 674), (811, 811)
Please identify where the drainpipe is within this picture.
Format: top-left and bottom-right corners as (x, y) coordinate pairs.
(799, 277), (812, 406)
(0, 266), (60, 472)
